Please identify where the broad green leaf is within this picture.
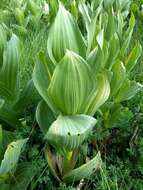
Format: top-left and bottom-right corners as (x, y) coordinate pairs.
(110, 61), (126, 98)
(0, 102), (21, 128)
(115, 79), (143, 102)
(87, 3), (102, 53)
(14, 8), (25, 26)
(32, 53), (57, 114)
(63, 152), (102, 182)
(104, 0), (115, 9)
(116, 11), (124, 40)
(85, 72), (110, 115)
(0, 138), (28, 175)
(13, 80), (37, 113)
(47, 3), (86, 64)
(0, 34), (20, 102)
(87, 46), (103, 73)
(96, 29), (104, 50)
(125, 42), (142, 73)
(48, 50), (94, 115)
(104, 104), (133, 129)
(0, 25), (6, 66)
(0, 126), (2, 159)
(105, 8), (117, 41)
(79, 2), (91, 31)
(11, 162), (37, 190)
(36, 100), (55, 133)
(105, 33), (120, 69)
(46, 114), (97, 151)
(120, 14), (135, 57)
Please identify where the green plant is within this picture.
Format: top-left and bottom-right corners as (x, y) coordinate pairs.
(32, 0), (142, 183)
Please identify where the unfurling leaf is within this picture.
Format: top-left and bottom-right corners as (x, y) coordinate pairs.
(115, 79), (143, 102)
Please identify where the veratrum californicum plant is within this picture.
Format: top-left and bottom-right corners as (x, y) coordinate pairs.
(33, 0), (143, 182)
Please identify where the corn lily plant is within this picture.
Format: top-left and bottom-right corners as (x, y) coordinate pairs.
(0, 25), (36, 128)
(33, 0), (143, 183)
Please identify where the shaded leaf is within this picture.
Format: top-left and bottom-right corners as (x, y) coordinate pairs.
(36, 100), (55, 133)
(32, 52), (57, 114)
(0, 138), (28, 175)
(63, 152), (102, 182)
(0, 34), (20, 102)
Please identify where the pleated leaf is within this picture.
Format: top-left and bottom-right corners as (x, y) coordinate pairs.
(48, 50), (94, 115)
(85, 72), (110, 115)
(105, 33), (120, 69)
(115, 79), (143, 102)
(110, 60), (126, 98)
(47, 3), (86, 64)
(63, 152), (102, 182)
(0, 102), (21, 128)
(0, 126), (2, 159)
(0, 25), (6, 66)
(120, 14), (135, 57)
(45, 114), (97, 151)
(125, 42), (142, 73)
(32, 53), (57, 114)
(0, 34), (20, 102)
(0, 138), (28, 175)
(36, 100), (55, 134)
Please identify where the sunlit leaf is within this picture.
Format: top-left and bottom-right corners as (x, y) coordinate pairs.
(48, 50), (94, 115)
(47, 3), (86, 64)
(110, 60), (126, 98)
(46, 114), (97, 151)
(125, 42), (142, 73)
(85, 72), (110, 115)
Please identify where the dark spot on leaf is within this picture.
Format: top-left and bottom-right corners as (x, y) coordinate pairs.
(68, 132), (71, 136)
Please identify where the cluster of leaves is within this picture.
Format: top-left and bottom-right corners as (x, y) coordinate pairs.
(0, 0), (143, 189)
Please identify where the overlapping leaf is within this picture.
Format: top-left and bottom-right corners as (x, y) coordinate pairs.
(48, 50), (94, 115)
(45, 114), (97, 151)
(63, 152), (102, 182)
(110, 60), (126, 98)
(47, 3), (86, 64)
(115, 79), (143, 102)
